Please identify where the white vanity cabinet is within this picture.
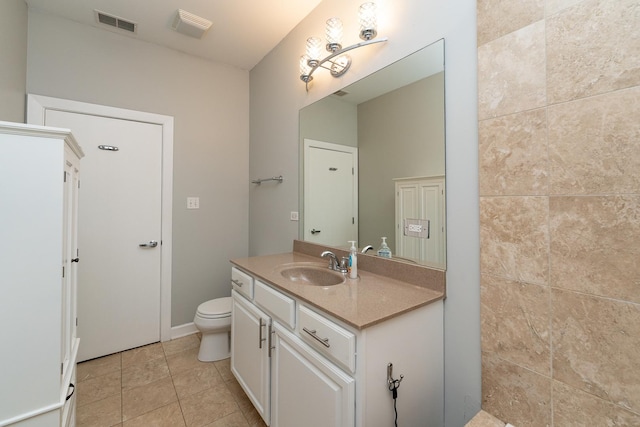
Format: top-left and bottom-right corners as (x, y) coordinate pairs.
(230, 264), (444, 427)
(231, 289), (271, 424)
(271, 323), (355, 427)
(0, 122), (83, 427)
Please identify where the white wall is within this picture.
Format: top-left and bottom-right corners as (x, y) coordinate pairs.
(0, 0), (27, 122)
(249, 0), (480, 425)
(26, 10), (250, 327)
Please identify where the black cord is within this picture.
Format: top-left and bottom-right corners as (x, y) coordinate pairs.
(393, 394), (398, 426)
(389, 379), (401, 427)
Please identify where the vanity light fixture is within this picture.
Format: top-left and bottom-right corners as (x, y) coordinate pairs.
(299, 2), (387, 90)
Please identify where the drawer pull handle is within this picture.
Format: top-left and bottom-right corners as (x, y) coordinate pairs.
(303, 327), (330, 348)
(231, 278), (243, 287)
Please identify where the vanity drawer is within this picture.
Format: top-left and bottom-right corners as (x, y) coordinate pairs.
(298, 305), (356, 373)
(254, 280), (296, 329)
(231, 267), (254, 299)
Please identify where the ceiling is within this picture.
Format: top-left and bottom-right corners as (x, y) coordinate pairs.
(24, 0), (322, 70)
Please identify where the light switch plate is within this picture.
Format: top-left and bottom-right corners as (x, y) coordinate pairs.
(290, 211), (299, 221)
(187, 197), (200, 209)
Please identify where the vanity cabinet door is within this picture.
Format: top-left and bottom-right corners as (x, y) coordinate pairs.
(231, 290), (270, 425)
(271, 323), (355, 427)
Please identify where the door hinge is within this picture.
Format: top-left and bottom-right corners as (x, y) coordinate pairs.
(64, 171), (67, 182)
(352, 217), (355, 224)
(76, 317), (78, 326)
(352, 167), (354, 175)
(61, 363), (63, 375)
(62, 266), (65, 278)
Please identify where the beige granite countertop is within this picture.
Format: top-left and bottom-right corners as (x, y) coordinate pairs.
(230, 251), (444, 330)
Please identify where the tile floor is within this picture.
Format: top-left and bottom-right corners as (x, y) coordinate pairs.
(75, 334), (267, 427)
(465, 410), (507, 427)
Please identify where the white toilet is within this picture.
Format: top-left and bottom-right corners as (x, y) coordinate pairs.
(193, 297), (232, 362)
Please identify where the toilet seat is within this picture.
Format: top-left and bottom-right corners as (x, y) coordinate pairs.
(196, 297), (232, 319)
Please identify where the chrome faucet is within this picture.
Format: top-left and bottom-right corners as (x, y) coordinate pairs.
(321, 251), (348, 273)
(361, 245), (374, 254)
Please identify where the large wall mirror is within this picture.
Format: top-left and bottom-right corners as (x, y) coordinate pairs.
(299, 39), (446, 269)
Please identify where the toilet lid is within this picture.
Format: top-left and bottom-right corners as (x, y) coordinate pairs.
(197, 297), (232, 319)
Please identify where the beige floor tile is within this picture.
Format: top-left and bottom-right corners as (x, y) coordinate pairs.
(74, 339), (261, 427)
(225, 378), (254, 413)
(122, 376), (178, 421)
(465, 410), (506, 427)
(241, 406), (267, 427)
(163, 334), (201, 356)
(77, 353), (122, 382)
(166, 347), (205, 376)
(76, 394), (122, 427)
(172, 362), (225, 400)
(122, 401), (186, 427)
(180, 384), (240, 427)
(205, 411), (250, 427)
(214, 358), (234, 383)
(122, 356), (170, 390)
(121, 343), (165, 368)
(77, 371), (121, 407)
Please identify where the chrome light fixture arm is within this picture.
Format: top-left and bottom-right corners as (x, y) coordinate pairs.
(302, 37), (388, 91)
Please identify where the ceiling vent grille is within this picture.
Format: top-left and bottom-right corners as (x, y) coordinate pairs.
(94, 10), (137, 33)
(172, 9), (212, 39)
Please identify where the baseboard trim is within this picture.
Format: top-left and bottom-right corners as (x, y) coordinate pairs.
(170, 322), (198, 340)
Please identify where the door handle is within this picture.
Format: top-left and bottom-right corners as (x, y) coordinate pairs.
(310, 229), (321, 235)
(139, 240), (158, 248)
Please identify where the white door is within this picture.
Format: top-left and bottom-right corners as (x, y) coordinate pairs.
(303, 139), (358, 246)
(271, 323), (355, 427)
(45, 110), (163, 361)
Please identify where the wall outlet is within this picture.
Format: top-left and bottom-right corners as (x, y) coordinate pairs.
(290, 211), (299, 221)
(187, 197), (200, 209)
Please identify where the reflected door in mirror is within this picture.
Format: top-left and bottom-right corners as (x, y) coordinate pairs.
(304, 139), (358, 246)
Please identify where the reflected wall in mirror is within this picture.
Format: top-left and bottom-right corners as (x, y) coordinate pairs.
(299, 39), (446, 269)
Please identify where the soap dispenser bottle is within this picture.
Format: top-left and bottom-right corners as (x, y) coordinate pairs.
(377, 237), (392, 258)
(348, 241), (358, 279)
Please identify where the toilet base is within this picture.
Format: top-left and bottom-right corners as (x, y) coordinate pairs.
(198, 330), (230, 362)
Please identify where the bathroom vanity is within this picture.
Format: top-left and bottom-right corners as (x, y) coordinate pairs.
(230, 242), (445, 427)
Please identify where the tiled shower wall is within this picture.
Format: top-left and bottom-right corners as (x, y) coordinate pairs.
(477, 0), (640, 425)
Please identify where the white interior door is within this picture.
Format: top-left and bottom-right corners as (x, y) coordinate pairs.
(304, 139), (358, 246)
(45, 110), (163, 361)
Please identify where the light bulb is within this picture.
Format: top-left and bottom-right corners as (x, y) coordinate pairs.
(358, 2), (378, 41)
(299, 55), (312, 81)
(325, 18), (343, 52)
(305, 37), (322, 67)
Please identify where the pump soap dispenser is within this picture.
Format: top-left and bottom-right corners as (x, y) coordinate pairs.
(377, 237), (392, 258)
(348, 241), (358, 279)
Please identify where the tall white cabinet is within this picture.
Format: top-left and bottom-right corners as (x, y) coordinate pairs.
(395, 176), (446, 268)
(0, 122), (83, 427)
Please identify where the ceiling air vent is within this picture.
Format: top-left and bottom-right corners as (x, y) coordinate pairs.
(333, 90), (349, 97)
(172, 9), (212, 39)
(94, 10), (137, 33)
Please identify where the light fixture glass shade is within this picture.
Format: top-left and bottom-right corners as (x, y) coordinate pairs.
(305, 37), (322, 66)
(358, 2), (378, 40)
(299, 55), (312, 79)
(325, 18), (343, 52)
